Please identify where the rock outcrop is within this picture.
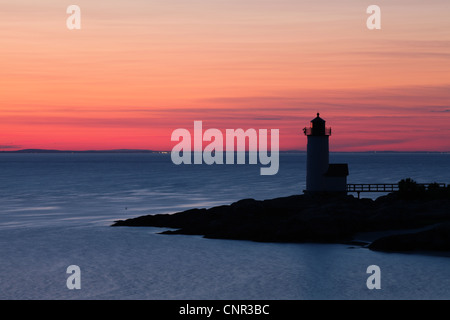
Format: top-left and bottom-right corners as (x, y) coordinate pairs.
(368, 222), (450, 252)
(112, 191), (450, 252)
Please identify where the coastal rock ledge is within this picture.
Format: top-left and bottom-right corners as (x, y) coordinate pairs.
(112, 191), (450, 253)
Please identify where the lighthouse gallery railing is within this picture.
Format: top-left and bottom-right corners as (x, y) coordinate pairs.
(303, 127), (332, 136)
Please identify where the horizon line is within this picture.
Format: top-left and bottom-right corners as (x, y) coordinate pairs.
(1, 148), (449, 154)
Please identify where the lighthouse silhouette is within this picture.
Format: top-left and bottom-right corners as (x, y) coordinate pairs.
(304, 113), (349, 194)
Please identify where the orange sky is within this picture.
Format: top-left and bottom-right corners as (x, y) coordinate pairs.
(1, 0), (449, 151)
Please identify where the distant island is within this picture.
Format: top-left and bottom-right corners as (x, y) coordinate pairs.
(0, 149), (166, 153)
(112, 179), (450, 254)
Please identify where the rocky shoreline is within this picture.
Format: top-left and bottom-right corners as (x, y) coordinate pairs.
(112, 188), (450, 254)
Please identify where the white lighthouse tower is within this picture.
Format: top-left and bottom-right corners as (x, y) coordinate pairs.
(304, 113), (330, 192)
(303, 113), (348, 194)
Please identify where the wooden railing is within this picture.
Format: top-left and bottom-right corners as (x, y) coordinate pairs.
(347, 183), (447, 198)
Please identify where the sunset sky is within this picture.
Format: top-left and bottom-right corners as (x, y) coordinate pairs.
(1, 0), (449, 151)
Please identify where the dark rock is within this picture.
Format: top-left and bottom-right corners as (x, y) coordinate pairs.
(111, 192), (450, 249)
(368, 222), (450, 252)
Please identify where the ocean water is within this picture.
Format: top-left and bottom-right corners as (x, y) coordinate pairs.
(0, 152), (449, 300)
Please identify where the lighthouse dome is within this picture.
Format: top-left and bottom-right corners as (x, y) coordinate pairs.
(309, 113), (327, 136)
(303, 113), (331, 136)
(311, 113), (325, 124)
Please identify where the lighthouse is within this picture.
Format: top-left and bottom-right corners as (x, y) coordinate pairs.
(303, 113), (348, 194)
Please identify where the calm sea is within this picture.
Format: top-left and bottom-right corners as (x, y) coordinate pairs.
(0, 152), (449, 299)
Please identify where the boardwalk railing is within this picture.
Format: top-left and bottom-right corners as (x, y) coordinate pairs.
(347, 183), (447, 198)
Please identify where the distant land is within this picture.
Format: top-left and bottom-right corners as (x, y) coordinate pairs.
(0, 149), (166, 154)
(0, 149), (448, 154)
